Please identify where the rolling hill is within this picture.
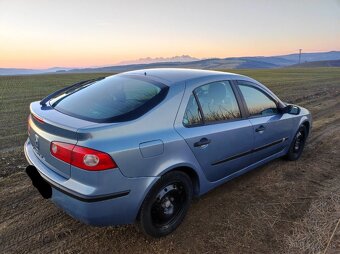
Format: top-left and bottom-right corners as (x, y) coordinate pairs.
(1, 51), (340, 75)
(291, 59), (340, 68)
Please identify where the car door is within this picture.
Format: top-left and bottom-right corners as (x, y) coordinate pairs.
(175, 80), (254, 182)
(236, 80), (293, 162)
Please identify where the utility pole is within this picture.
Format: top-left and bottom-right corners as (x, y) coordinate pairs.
(298, 49), (302, 64)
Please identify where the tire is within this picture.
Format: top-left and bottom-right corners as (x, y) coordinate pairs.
(138, 171), (193, 238)
(285, 125), (307, 161)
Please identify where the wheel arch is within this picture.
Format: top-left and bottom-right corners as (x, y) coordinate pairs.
(165, 166), (200, 197)
(155, 161), (205, 197)
(302, 120), (310, 137)
(153, 164), (201, 197)
(135, 164), (201, 222)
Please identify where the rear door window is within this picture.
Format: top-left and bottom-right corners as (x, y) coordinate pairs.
(51, 75), (168, 122)
(183, 81), (241, 126)
(195, 81), (241, 123)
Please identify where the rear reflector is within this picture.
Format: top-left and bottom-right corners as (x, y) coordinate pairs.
(50, 141), (117, 171)
(32, 113), (44, 123)
(27, 114), (31, 135)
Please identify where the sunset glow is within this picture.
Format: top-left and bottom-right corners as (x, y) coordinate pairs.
(1, 0), (339, 69)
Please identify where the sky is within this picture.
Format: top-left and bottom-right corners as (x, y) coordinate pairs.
(0, 0), (339, 69)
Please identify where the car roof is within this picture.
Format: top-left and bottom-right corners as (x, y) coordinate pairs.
(120, 68), (243, 85)
(120, 68), (284, 107)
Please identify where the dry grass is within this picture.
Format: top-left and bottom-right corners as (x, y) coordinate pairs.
(284, 186), (340, 253)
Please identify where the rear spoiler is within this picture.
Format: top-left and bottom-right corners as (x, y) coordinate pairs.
(40, 77), (104, 106)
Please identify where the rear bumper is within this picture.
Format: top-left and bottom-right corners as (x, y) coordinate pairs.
(24, 139), (159, 225)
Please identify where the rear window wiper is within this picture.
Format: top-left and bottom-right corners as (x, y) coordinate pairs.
(40, 77), (105, 106)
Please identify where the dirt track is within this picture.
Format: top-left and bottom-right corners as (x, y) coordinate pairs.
(1, 81), (340, 253)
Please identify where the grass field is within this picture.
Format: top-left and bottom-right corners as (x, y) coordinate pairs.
(0, 68), (339, 151)
(0, 73), (111, 150)
(0, 68), (340, 253)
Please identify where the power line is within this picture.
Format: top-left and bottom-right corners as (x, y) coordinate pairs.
(298, 49), (302, 64)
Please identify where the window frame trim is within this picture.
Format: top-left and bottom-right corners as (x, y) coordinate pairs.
(182, 93), (205, 127)
(234, 80), (280, 119)
(192, 90), (205, 125)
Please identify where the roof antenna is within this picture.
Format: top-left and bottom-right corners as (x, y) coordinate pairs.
(144, 72), (147, 76)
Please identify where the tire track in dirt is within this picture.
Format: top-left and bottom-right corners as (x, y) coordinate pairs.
(1, 209), (67, 251)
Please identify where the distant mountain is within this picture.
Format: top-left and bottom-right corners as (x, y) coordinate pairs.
(290, 59), (340, 68)
(0, 67), (72, 76)
(64, 51), (340, 73)
(0, 68), (43, 76)
(118, 55), (199, 65)
(1, 51), (339, 75)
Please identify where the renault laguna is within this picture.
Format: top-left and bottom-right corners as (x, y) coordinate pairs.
(25, 68), (311, 237)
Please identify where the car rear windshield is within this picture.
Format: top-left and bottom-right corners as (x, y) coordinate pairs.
(50, 75), (168, 123)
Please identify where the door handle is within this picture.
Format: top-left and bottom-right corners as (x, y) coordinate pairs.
(255, 125), (265, 132)
(194, 138), (211, 147)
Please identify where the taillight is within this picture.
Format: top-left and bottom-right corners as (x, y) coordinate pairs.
(50, 141), (117, 171)
(72, 146), (117, 170)
(51, 142), (74, 164)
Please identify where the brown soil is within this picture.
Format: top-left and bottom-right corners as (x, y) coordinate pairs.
(1, 86), (340, 254)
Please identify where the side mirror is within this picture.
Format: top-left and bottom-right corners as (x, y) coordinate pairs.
(280, 104), (300, 115)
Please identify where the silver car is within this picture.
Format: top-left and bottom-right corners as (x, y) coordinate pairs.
(25, 68), (311, 237)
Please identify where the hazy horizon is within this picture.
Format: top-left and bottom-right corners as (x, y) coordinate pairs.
(1, 0), (339, 69)
(1, 50), (340, 70)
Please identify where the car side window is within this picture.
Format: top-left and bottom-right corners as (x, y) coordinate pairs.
(183, 94), (203, 126)
(194, 81), (241, 123)
(238, 84), (278, 117)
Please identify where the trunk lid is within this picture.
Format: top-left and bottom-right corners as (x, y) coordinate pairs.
(28, 101), (97, 178)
